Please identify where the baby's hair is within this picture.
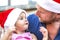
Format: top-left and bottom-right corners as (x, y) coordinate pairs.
(20, 11), (26, 16)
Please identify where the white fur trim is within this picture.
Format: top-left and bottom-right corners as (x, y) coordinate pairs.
(4, 8), (27, 31)
(36, 0), (60, 13)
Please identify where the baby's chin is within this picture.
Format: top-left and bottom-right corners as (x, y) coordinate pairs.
(24, 26), (28, 29)
(24, 25), (28, 29)
(24, 24), (29, 27)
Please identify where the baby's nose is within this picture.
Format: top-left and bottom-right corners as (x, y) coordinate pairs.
(25, 19), (28, 22)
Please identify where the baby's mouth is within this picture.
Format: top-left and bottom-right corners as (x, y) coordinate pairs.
(25, 22), (29, 25)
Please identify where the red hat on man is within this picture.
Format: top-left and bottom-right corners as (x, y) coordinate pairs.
(36, 0), (60, 13)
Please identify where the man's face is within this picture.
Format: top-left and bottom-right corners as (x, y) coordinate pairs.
(36, 5), (56, 23)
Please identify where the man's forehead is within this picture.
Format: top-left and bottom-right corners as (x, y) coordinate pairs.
(37, 5), (60, 14)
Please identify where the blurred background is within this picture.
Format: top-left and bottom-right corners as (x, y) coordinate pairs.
(0, 0), (37, 38)
(0, 0), (37, 12)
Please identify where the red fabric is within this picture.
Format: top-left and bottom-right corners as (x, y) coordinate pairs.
(54, 0), (60, 3)
(0, 8), (14, 28)
(0, 12), (3, 25)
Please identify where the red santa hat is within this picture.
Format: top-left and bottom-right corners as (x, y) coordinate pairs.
(36, 0), (60, 13)
(0, 8), (27, 29)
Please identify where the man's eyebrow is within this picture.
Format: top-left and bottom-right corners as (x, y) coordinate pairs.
(51, 11), (60, 14)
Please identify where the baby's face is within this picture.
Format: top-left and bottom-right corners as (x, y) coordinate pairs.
(15, 12), (29, 31)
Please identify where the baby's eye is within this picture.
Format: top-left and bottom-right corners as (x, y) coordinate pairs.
(20, 17), (23, 20)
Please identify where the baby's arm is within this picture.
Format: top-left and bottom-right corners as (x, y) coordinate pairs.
(31, 33), (37, 40)
(0, 30), (11, 40)
(0, 26), (16, 40)
(40, 27), (48, 40)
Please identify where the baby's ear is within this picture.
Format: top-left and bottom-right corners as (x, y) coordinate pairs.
(9, 25), (16, 29)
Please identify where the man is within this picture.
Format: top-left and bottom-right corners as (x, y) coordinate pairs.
(27, 0), (60, 40)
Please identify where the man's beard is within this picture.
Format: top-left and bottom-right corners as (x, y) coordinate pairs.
(43, 19), (56, 24)
(55, 18), (60, 21)
(44, 18), (60, 25)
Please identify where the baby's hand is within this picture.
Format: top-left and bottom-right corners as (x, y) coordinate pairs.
(39, 27), (48, 39)
(5, 26), (16, 34)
